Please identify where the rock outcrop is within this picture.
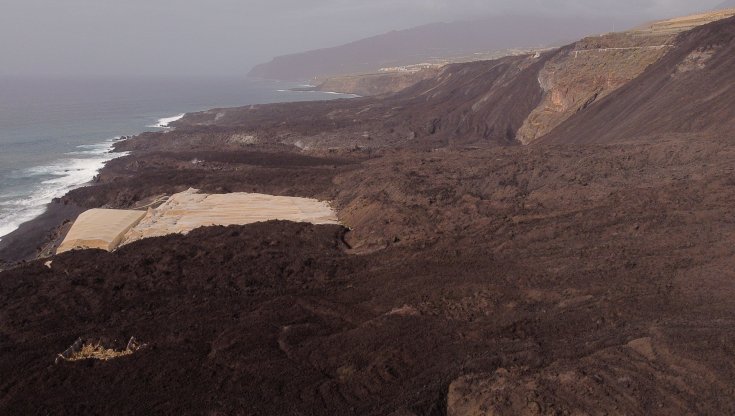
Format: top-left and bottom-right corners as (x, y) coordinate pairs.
(518, 9), (735, 143)
(542, 14), (735, 144)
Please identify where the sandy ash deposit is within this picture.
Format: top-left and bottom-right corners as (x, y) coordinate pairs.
(2, 12), (735, 416)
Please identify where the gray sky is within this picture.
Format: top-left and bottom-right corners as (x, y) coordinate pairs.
(0, 0), (723, 77)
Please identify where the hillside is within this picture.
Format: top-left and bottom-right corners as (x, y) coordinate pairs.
(519, 8), (735, 143)
(248, 15), (637, 81)
(307, 68), (441, 97)
(168, 10), (735, 151)
(542, 14), (735, 144)
(146, 53), (550, 150)
(6, 8), (735, 416)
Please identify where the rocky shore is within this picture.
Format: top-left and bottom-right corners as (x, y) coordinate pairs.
(2, 13), (735, 415)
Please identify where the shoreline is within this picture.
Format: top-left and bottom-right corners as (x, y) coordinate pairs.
(0, 82), (364, 248)
(0, 112), (184, 257)
(0, 199), (85, 268)
(0, 136), (142, 265)
(0, 136), (129, 241)
(0, 92), (356, 267)
(282, 86), (362, 98)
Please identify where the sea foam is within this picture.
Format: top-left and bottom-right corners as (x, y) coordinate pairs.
(0, 137), (128, 241)
(149, 113), (186, 128)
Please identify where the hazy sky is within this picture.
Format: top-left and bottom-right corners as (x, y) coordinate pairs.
(0, 0), (724, 77)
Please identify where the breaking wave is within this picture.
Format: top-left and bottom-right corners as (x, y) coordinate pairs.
(149, 113), (186, 128)
(0, 137), (128, 241)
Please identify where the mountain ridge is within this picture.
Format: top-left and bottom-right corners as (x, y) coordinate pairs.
(248, 15), (638, 81)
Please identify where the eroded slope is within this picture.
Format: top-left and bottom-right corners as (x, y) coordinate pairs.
(168, 11), (735, 150)
(542, 15), (735, 144)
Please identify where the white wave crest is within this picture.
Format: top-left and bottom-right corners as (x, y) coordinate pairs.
(149, 113), (186, 128)
(0, 137), (128, 241)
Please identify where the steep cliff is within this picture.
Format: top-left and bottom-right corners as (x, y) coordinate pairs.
(518, 9), (735, 143)
(171, 53), (551, 149)
(516, 34), (671, 143)
(542, 14), (735, 144)
(173, 10), (735, 151)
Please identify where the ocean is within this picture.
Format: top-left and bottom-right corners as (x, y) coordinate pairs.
(0, 77), (355, 241)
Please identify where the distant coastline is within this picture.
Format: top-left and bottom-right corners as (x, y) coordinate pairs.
(0, 79), (360, 260)
(279, 86), (362, 98)
(149, 113), (187, 128)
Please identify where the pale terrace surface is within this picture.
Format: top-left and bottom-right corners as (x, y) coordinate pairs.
(121, 188), (339, 245)
(633, 8), (735, 35)
(57, 209), (146, 254)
